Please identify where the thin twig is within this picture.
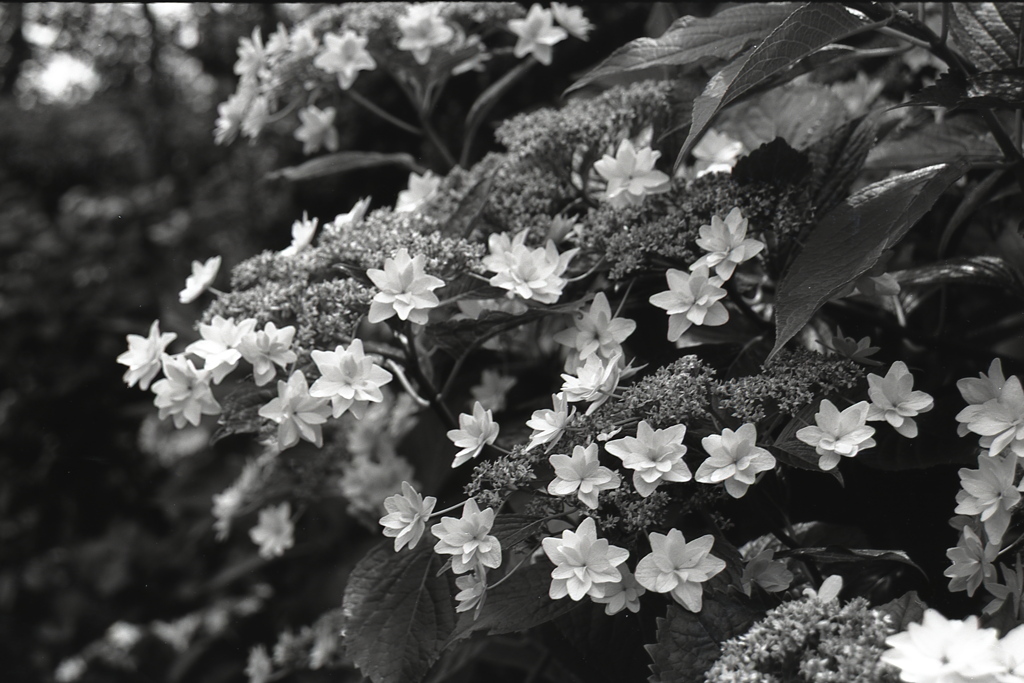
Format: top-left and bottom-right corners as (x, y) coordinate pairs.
(347, 87), (422, 136)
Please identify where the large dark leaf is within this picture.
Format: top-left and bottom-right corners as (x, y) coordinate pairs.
(461, 59), (535, 166)
(731, 137), (812, 186)
(770, 161), (969, 358)
(343, 541), (457, 683)
(267, 151), (424, 182)
(674, 3), (873, 172)
(908, 68), (1024, 109)
(949, 3), (1024, 72)
(211, 383), (275, 444)
(808, 113), (879, 215)
(646, 597), (761, 683)
(550, 601), (657, 683)
(892, 256), (1024, 299)
(565, 3), (798, 95)
(865, 118), (1001, 170)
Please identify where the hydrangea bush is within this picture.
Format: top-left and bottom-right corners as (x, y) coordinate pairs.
(102, 3), (1024, 682)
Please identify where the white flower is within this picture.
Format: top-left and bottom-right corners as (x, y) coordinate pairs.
(605, 420), (692, 498)
(179, 255), (221, 304)
(591, 565), (645, 615)
(999, 624), (1024, 682)
(106, 621), (143, 650)
(249, 502), (294, 559)
(234, 27), (265, 80)
(431, 498), (502, 574)
(593, 139), (671, 208)
(55, 657), (86, 682)
(397, 3), (454, 65)
(795, 399), (876, 471)
(447, 401), (500, 467)
(314, 30), (377, 89)
(560, 353), (622, 414)
(881, 610), (1005, 683)
(956, 375), (1024, 457)
(152, 354), (221, 429)
(957, 358), (1006, 437)
(483, 229), (579, 304)
(691, 129), (745, 177)
(294, 105), (339, 156)
(117, 320), (177, 390)
(309, 339), (393, 419)
(240, 95), (270, 140)
(526, 392), (576, 452)
(246, 644), (273, 683)
(635, 529), (725, 612)
(186, 315), (257, 384)
(338, 452), (415, 517)
(541, 517), (629, 600)
(471, 369), (517, 413)
(324, 196), (372, 233)
(547, 443), (621, 508)
(945, 524), (997, 597)
(236, 322), (297, 386)
(550, 3), (593, 40)
(280, 211), (318, 257)
(865, 361), (935, 438)
(696, 423), (776, 498)
(455, 568), (488, 613)
(258, 370), (331, 450)
(214, 86), (254, 146)
(289, 25), (319, 57)
(955, 452), (1020, 545)
(395, 170), (440, 213)
(366, 248), (446, 325)
(508, 4), (568, 65)
(379, 481), (437, 552)
(689, 207), (765, 281)
(648, 265), (728, 342)
(553, 292), (636, 363)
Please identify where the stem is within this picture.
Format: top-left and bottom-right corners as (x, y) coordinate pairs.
(485, 552), (533, 590)
(346, 88), (422, 136)
(403, 321), (458, 429)
(420, 114), (458, 169)
(428, 499), (470, 518)
(385, 359), (431, 408)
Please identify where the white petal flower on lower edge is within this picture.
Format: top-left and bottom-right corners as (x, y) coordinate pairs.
(648, 265), (729, 342)
(956, 375), (1024, 458)
(605, 420), (691, 498)
(280, 212), (318, 257)
(431, 498), (502, 574)
(525, 392), (576, 453)
(152, 354), (221, 429)
(397, 3), (454, 65)
(117, 320), (177, 390)
(689, 207), (765, 281)
(366, 248), (445, 325)
(591, 565), (645, 615)
(541, 517), (629, 601)
(552, 291), (637, 363)
(955, 452), (1020, 544)
(309, 339), (393, 419)
(294, 105), (339, 156)
(236, 322), (297, 386)
(395, 170), (440, 213)
(483, 229), (579, 304)
(593, 139), (671, 208)
(508, 4), (568, 65)
(447, 401), (500, 468)
(881, 610), (1004, 683)
(249, 502), (294, 559)
(634, 529), (725, 612)
(547, 443), (620, 509)
(865, 361), (934, 438)
(179, 255), (221, 304)
(795, 399), (876, 471)
(258, 370), (331, 450)
(186, 315), (257, 384)
(313, 30), (377, 90)
(696, 423), (776, 499)
(379, 481), (437, 552)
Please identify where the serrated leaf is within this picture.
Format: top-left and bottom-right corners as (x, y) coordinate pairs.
(462, 59), (535, 165)
(771, 161), (969, 358)
(717, 82), (849, 152)
(865, 117), (1001, 170)
(776, 546), (926, 578)
(267, 151), (423, 182)
(343, 541), (456, 683)
(949, 3), (1024, 72)
(646, 598), (760, 683)
(566, 3), (798, 95)
(675, 3), (872, 172)
(892, 256), (1024, 298)
(809, 113), (879, 215)
(877, 591), (927, 630)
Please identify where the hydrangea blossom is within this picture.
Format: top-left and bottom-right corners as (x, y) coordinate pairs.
(313, 30), (376, 89)
(796, 399), (876, 471)
(258, 370), (332, 450)
(690, 129), (744, 177)
(214, 87), (253, 146)
(955, 452), (1021, 545)
(280, 212), (318, 257)
(525, 392), (575, 452)
(455, 569), (488, 613)
(249, 502), (295, 559)
(117, 320), (177, 390)
(470, 369), (516, 413)
(395, 170), (440, 213)
(152, 354), (221, 428)
(338, 452), (415, 517)
(635, 529), (725, 612)
(865, 361), (934, 438)
(240, 95), (270, 140)
(591, 565), (645, 615)
(550, 3), (593, 40)
(508, 4), (568, 65)
(366, 248), (445, 325)
(294, 105), (338, 156)
(604, 420), (692, 498)
(325, 196), (372, 233)
(560, 353), (622, 414)
(309, 339), (393, 419)
(648, 265), (728, 342)
(246, 645), (273, 683)
(483, 229), (579, 304)
(396, 3), (454, 65)
(689, 207), (765, 281)
(186, 315), (257, 383)
(881, 610), (1005, 683)
(553, 292), (636, 363)
(379, 481), (437, 552)
(999, 624), (1024, 681)
(945, 524), (997, 596)
(547, 443), (621, 508)
(956, 375), (1024, 457)
(431, 498), (502, 574)
(236, 322), (297, 386)
(695, 423), (776, 498)
(179, 255), (221, 304)
(593, 139), (671, 208)
(957, 358), (1006, 438)
(447, 401), (500, 467)
(234, 27), (265, 80)
(541, 517), (629, 601)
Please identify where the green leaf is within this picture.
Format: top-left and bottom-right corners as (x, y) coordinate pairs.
(211, 383), (275, 444)
(716, 82), (849, 152)
(893, 256), (1024, 298)
(674, 3), (873, 172)
(808, 113), (879, 215)
(731, 137), (812, 186)
(777, 546), (926, 578)
(770, 161), (969, 359)
(877, 591), (927, 631)
(550, 601), (658, 683)
(461, 59), (535, 166)
(908, 67), (1024, 109)
(865, 117), (1001, 170)
(949, 3), (1024, 72)
(646, 597), (761, 683)
(267, 151), (424, 182)
(565, 3), (798, 95)
(343, 541), (456, 683)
